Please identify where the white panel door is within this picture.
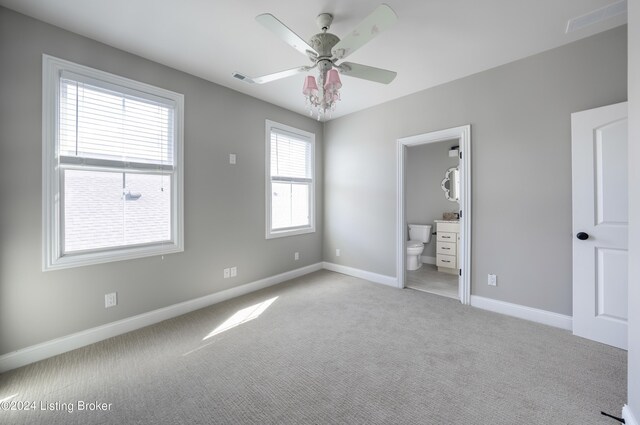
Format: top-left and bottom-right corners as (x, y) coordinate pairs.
(572, 102), (628, 349)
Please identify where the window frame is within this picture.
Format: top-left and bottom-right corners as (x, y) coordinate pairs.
(42, 54), (184, 271)
(265, 120), (316, 239)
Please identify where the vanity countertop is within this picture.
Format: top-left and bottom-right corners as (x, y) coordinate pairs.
(434, 219), (459, 223)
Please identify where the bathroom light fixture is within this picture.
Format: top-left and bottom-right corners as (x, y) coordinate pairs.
(303, 68), (342, 120)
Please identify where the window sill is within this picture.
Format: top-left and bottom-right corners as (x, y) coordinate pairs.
(43, 242), (183, 271)
(266, 226), (315, 240)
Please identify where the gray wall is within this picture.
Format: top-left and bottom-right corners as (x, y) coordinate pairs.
(323, 26), (627, 316)
(406, 141), (459, 258)
(627, 1), (640, 419)
(0, 7), (323, 355)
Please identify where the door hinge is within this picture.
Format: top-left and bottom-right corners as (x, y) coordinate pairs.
(459, 269), (462, 276)
(459, 151), (462, 159)
(459, 210), (462, 219)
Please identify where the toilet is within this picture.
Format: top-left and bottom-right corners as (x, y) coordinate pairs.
(406, 224), (432, 271)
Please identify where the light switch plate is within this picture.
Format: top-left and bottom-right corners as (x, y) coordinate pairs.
(488, 274), (497, 286)
(229, 153), (237, 165)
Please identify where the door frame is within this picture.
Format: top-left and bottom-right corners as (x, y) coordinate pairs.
(396, 125), (471, 304)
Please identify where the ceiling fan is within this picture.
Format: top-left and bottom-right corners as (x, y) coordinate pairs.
(233, 4), (398, 117)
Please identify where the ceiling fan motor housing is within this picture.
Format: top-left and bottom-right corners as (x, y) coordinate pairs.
(309, 32), (340, 59)
(309, 32), (340, 75)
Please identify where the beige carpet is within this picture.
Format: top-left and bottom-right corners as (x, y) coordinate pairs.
(0, 270), (627, 424)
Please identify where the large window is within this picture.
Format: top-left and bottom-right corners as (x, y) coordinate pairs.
(266, 120), (315, 239)
(43, 55), (184, 270)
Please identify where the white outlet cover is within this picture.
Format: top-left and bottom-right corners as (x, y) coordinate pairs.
(229, 153), (236, 165)
(230, 267), (237, 277)
(336, 249), (341, 257)
(105, 292), (117, 308)
(223, 268), (230, 278)
(294, 252), (299, 260)
(488, 274), (497, 286)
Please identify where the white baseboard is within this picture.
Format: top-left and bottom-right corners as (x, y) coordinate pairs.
(421, 255), (436, 265)
(624, 405), (639, 425)
(0, 262), (323, 373)
(470, 295), (572, 330)
(322, 262), (398, 287)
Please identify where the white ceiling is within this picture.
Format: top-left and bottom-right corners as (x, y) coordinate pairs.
(0, 0), (627, 120)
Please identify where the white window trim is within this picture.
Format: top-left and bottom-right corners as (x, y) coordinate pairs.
(265, 120), (316, 239)
(42, 54), (184, 271)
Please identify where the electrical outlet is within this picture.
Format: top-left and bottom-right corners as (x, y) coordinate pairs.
(488, 274), (497, 286)
(229, 153), (237, 165)
(294, 252), (299, 261)
(230, 266), (237, 277)
(223, 268), (230, 278)
(336, 248), (341, 257)
(105, 292), (117, 308)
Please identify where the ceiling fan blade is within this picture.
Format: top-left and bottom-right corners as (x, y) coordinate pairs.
(331, 4), (397, 60)
(338, 62), (397, 84)
(233, 66), (309, 84)
(256, 13), (318, 57)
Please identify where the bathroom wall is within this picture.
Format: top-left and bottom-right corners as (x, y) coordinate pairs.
(406, 141), (459, 259)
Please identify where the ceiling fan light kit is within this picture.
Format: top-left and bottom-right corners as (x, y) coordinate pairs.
(234, 4), (398, 120)
(303, 68), (342, 120)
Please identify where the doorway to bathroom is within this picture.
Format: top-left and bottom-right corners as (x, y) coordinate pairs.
(396, 125), (471, 304)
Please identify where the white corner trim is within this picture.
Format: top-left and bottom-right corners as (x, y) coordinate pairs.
(470, 295), (573, 330)
(0, 262), (323, 373)
(322, 262), (397, 287)
(421, 255), (436, 265)
(624, 405), (639, 425)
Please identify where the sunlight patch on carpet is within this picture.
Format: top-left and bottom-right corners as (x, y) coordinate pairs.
(202, 296), (278, 341)
(0, 393), (18, 403)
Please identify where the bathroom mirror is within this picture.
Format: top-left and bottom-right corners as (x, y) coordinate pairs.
(441, 167), (460, 202)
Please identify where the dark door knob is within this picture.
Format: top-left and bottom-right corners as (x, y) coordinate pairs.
(576, 232), (589, 240)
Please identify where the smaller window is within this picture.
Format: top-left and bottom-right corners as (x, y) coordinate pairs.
(266, 120), (315, 239)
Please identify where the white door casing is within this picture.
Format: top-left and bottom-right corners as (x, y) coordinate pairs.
(572, 102), (628, 350)
(396, 125), (471, 304)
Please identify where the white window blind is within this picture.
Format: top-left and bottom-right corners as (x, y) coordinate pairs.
(270, 129), (312, 182)
(59, 71), (175, 170)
